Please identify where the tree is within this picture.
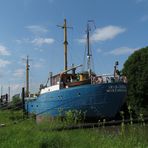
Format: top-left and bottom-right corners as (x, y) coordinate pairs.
(122, 47), (148, 114)
(12, 94), (22, 110)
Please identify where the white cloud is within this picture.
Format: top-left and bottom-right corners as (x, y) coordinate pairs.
(0, 44), (11, 56)
(78, 25), (126, 43)
(32, 58), (45, 68)
(15, 38), (30, 44)
(141, 15), (148, 22)
(12, 83), (22, 91)
(10, 83), (23, 97)
(26, 25), (48, 35)
(32, 37), (54, 46)
(108, 47), (138, 55)
(96, 48), (102, 53)
(77, 35), (86, 43)
(0, 59), (11, 68)
(13, 69), (24, 78)
(16, 37), (55, 47)
(136, 0), (146, 3)
(33, 63), (43, 68)
(91, 26), (126, 42)
(34, 48), (45, 52)
(48, 0), (54, 3)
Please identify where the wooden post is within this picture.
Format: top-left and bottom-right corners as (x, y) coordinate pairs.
(5, 94), (8, 103)
(22, 87), (26, 117)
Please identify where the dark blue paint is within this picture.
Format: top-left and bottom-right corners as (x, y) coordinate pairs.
(25, 82), (127, 118)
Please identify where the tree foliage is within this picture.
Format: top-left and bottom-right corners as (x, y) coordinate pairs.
(12, 95), (21, 104)
(122, 47), (148, 114)
(12, 94), (22, 110)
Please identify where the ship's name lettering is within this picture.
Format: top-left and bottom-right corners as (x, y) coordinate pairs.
(106, 85), (126, 92)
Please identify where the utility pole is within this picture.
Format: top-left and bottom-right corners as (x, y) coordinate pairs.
(23, 56), (31, 97)
(57, 19), (72, 71)
(0, 85), (2, 104)
(26, 56), (29, 97)
(8, 86), (10, 102)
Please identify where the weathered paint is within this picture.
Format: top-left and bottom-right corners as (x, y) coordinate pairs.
(25, 82), (127, 119)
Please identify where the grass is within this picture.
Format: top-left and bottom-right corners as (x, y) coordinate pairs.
(0, 110), (148, 148)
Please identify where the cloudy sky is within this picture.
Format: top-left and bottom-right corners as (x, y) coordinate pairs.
(0, 0), (147, 97)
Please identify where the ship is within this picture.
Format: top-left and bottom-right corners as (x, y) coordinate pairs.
(25, 19), (127, 120)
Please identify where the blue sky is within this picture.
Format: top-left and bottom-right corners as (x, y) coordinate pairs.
(0, 0), (148, 97)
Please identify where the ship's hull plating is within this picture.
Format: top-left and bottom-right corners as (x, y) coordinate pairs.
(25, 82), (127, 118)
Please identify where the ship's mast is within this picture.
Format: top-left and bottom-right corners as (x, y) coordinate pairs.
(86, 22), (92, 76)
(58, 19), (72, 71)
(64, 19), (68, 71)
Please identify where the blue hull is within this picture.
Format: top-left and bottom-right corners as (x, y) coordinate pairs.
(25, 82), (127, 118)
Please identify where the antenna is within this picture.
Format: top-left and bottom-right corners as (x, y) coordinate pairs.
(57, 19), (73, 71)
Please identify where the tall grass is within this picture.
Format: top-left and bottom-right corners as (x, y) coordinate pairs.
(0, 110), (148, 148)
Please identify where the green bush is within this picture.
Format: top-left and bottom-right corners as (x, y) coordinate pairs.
(122, 46), (148, 115)
(64, 110), (86, 125)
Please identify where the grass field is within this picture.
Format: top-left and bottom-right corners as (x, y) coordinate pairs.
(0, 111), (148, 148)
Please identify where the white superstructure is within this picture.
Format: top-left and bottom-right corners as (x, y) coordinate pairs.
(40, 84), (60, 94)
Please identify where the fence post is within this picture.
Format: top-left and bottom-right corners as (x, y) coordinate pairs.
(22, 87), (26, 118)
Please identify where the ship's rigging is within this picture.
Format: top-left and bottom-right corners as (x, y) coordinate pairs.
(83, 20), (96, 76)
